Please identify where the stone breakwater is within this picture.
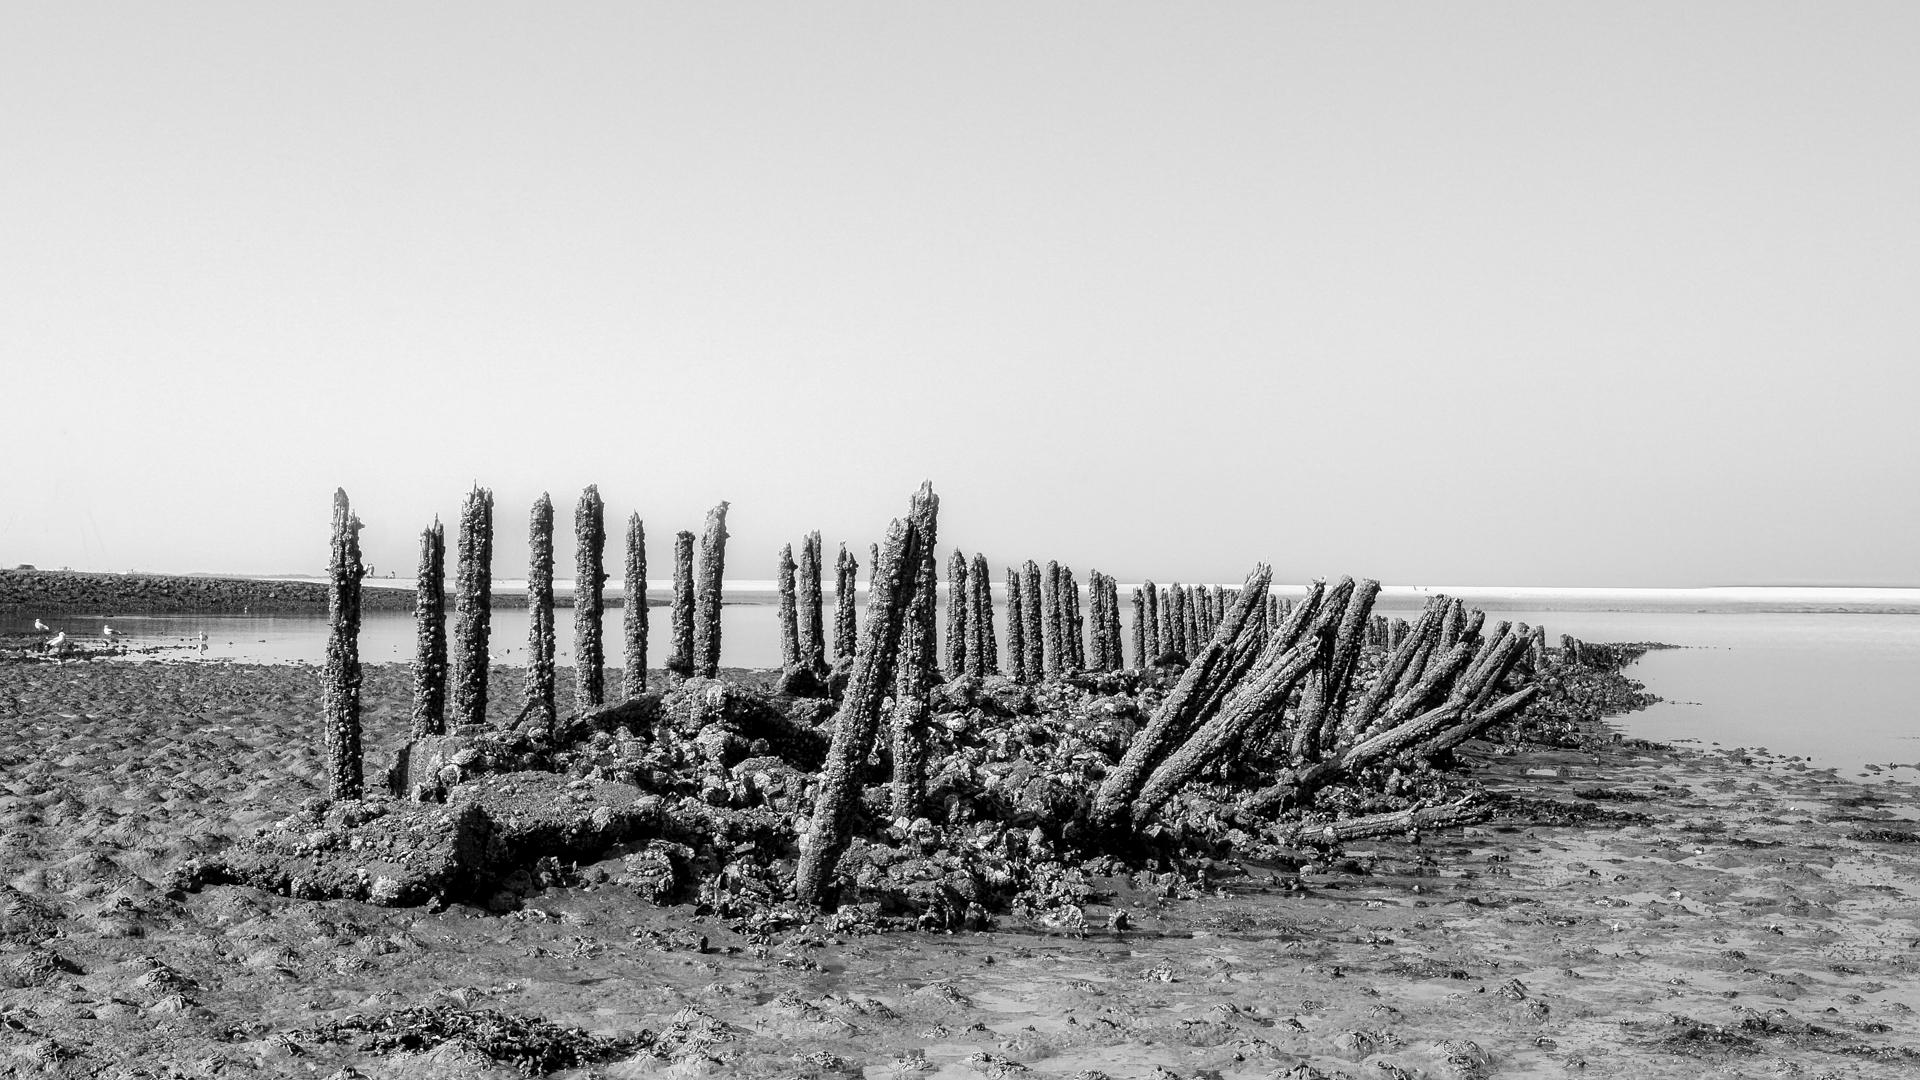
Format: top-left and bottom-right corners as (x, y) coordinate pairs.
(0, 569), (640, 614)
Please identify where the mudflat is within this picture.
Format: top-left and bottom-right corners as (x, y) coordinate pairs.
(1, 660), (1918, 1079)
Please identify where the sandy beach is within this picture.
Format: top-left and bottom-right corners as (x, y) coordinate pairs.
(0, 655), (1913, 1079)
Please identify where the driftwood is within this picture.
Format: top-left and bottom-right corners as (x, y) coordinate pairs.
(667, 531), (695, 676)
(623, 514), (647, 697)
(451, 486), (493, 728)
(796, 483), (932, 906)
(409, 519), (446, 738)
(323, 489), (364, 801)
(1283, 797), (1490, 847)
(525, 494), (557, 735)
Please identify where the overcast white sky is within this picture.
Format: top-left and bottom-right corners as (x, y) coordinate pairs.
(3, 4), (1916, 588)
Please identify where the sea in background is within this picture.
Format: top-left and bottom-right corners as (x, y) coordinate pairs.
(6, 584), (1918, 784)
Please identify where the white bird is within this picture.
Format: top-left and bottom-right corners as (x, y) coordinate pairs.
(32, 619), (48, 632)
(102, 625), (123, 641)
(45, 632), (69, 652)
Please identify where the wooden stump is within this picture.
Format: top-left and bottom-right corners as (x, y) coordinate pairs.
(409, 519), (447, 738)
(1042, 560), (1062, 678)
(970, 552), (996, 676)
(946, 549), (969, 679)
(1005, 567), (1027, 682)
(324, 489), (364, 800)
(693, 502), (729, 678)
(573, 485), (607, 712)
(623, 514), (647, 697)
(833, 543), (858, 660)
(891, 493), (941, 818)
(525, 494), (557, 735)
(1020, 560), (1044, 682)
(777, 543), (801, 668)
(451, 486), (494, 728)
(799, 532), (827, 676)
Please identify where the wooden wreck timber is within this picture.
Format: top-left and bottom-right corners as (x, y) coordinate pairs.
(889, 490), (941, 820)
(968, 552), (995, 677)
(323, 488), (364, 801)
(945, 549), (969, 678)
(1005, 566), (1026, 682)
(525, 494), (557, 735)
(667, 530), (695, 676)
(408, 519), (446, 738)
(623, 514), (647, 697)
(777, 543), (800, 668)
(451, 485), (494, 728)
(833, 542), (858, 661)
(798, 531), (827, 678)
(693, 502), (729, 678)
(573, 486), (607, 711)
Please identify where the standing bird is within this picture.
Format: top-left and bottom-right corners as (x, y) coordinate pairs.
(32, 619), (49, 632)
(45, 632), (69, 653)
(101, 625), (123, 642)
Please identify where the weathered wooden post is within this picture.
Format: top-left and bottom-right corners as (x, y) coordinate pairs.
(969, 552), (995, 675)
(452, 485), (494, 728)
(667, 530), (695, 676)
(833, 543), (858, 660)
(891, 492), (940, 818)
(623, 514), (647, 696)
(574, 485), (606, 711)
(525, 494), (557, 734)
(1182, 586), (1202, 658)
(1041, 560), (1062, 678)
(798, 531), (827, 676)
(410, 519), (447, 738)
(796, 485), (931, 906)
(1130, 585), (1145, 668)
(777, 543), (801, 668)
(1164, 584), (1185, 657)
(693, 502), (729, 677)
(946, 549), (969, 678)
(1006, 566), (1027, 681)
(1107, 574), (1125, 669)
(324, 489), (365, 800)
(1021, 560), (1044, 682)
(1085, 572), (1106, 669)
(1140, 579), (1160, 662)
(1064, 567), (1086, 669)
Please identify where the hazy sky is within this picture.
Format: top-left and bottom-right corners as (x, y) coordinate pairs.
(4, 4), (1916, 588)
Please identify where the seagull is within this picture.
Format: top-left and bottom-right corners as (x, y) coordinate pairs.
(101, 625), (123, 641)
(45, 632), (69, 652)
(32, 619), (48, 632)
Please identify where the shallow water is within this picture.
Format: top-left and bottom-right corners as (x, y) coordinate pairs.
(8, 602), (1918, 781)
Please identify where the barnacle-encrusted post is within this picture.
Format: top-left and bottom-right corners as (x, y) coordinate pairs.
(796, 484), (932, 907)
(970, 552), (996, 675)
(525, 494), (557, 734)
(573, 485), (607, 711)
(452, 485), (494, 727)
(1041, 560), (1062, 678)
(693, 502), (729, 677)
(890, 492), (941, 818)
(833, 543), (858, 660)
(777, 543), (800, 668)
(324, 488), (365, 800)
(410, 519), (447, 738)
(946, 549), (969, 678)
(1140, 579), (1159, 662)
(1006, 567), (1027, 681)
(1063, 567), (1086, 669)
(1165, 583), (1186, 658)
(799, 532), (827, 676)
(667, 531), (695, 676)
(1021, 561), (1044, 682)
(623, 514), (647, 696)
(1130, 586), (1145, 669)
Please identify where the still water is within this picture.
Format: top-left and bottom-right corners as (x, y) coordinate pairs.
(8, 600), (1918, 781)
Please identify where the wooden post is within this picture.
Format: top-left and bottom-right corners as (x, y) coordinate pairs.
(796, 485), (932, 907)
(946, 549), (969, 679)
(693, 502), (729, 678)
(451, 485), (494, 728)
(573, 485), (606, 711)
(623, 514), (647, 696)
(409, 519), (447, 738)
(1006, 566), (1027, 681)
(891, 490), (940, 818)
(1141, 579), (1160, 662)
(324, 488), (364, 800)
(833, 543), (858, 660)
(525, 494), (557, 735)
(1107, 575), (1125, 670)
(667, 530), (695, 676)
(1130, 586), (1145, 669)
(1020, 560), (1044, 682)
(777, 543), (800, 668)
(1041, 560), (1062, 678)
(970, 552), (996, 676)
(798, 532), (827, 676)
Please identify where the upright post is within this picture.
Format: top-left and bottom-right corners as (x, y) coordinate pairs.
(946, 549), (969, 678)
(410, 519), (447, 738)
(1020, 560), (1044, 682)
(324, 488), (364, 800)
(573, 485), (606, 711)
(798, 532), (827, 676)
(777, 543), (801, 668)
(451, 486), (494, 728)
(833, 543), (858, 660)
(667, 530), (695, 676)
(1005, 566), (1027, 681)
(525, 494), (557, 734)
(970, 552), (996, 675)
(693, 502), (729, 677)
(623, 514), (647, 696)
(891, 491), (940, 818)
(1041, 561), (1062, 678)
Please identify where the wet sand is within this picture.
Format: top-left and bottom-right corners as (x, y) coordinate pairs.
(2, 659), (1918, 1078)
